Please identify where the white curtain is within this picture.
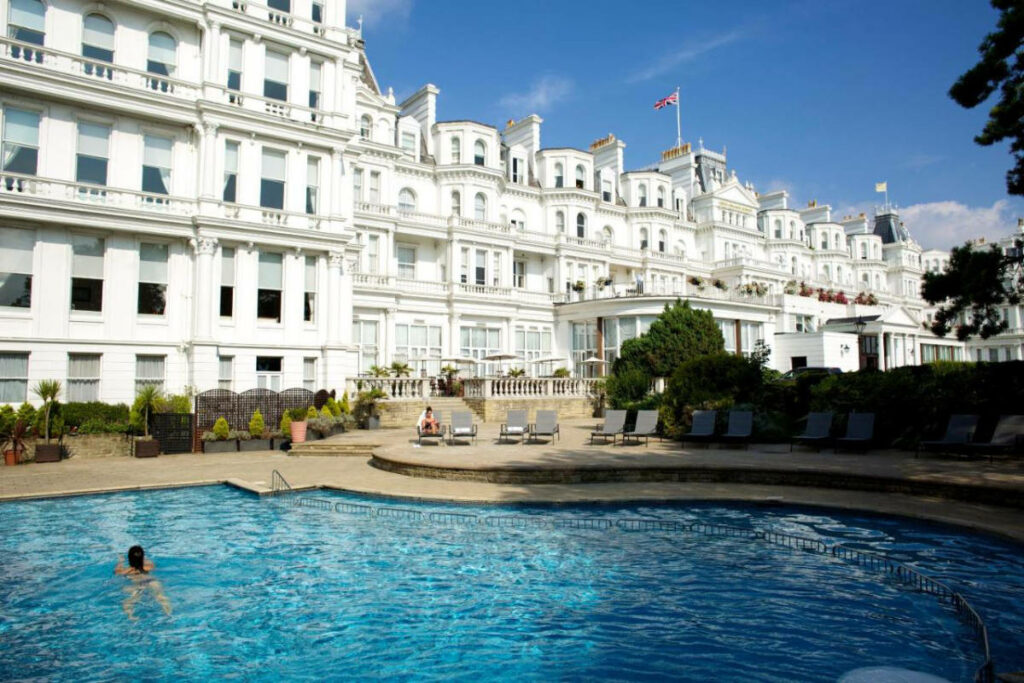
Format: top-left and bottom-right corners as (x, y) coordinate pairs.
(309, 61), (321, 91)
(4, 108), (39, 147)
(148, 32), (176, 69)
(71, 235), (104, 278)
(135, 355), (165, 383)
(304, 256), (316, 292)
(9, 0), (44, 31)
(0, 227), (34, 274)
(68, 354), (100, 401)
(77, 122), (109, 158)
(218, 356), (233, 388)
(0, 352), (28, 402)
(265, 50), (289, 84)
(261, 149), (286, 181)
(258, 252), (282, 289)
(221, 247), (234, 286)
(229, 40), (243, 72)
(144, 135), (172, 192)
(139, 243), (168, 284)
(83, 14), (114, 50)
(306, 156), (319, 186)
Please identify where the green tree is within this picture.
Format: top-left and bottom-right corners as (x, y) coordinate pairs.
(389, 362), (413, 377)
(248, 409), (265, 438)
(131, 385), (163, 437)
(950, 0), (1024, 196)
(32, 380), (62, 443)
(213, 417), (230, 440)
(613, 300), (724, 378)
(921, 240), (1022, 339)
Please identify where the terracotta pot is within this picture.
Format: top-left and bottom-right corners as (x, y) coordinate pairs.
(290, 421), (307, 443)
(4, 449), (19, 466)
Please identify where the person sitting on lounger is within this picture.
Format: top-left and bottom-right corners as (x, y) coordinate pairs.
(419, 407), (439, 434)
(115, 545), (172, 619)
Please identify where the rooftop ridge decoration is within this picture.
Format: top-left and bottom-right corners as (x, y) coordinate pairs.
(661, 143), (691, 161)
(589, 133), (616, 151)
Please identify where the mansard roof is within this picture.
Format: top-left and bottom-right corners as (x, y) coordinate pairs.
(873, 210), (912, 244)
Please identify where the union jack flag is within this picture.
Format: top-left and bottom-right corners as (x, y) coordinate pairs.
(653, 92), (678, 110)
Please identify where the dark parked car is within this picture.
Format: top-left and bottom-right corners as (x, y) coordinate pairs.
(778, 367), (843, 381)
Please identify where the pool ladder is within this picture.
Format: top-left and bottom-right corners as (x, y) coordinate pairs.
(270, 470), (292, 496)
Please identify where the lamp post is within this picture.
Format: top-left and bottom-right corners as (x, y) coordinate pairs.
(853, 317), (866, 370)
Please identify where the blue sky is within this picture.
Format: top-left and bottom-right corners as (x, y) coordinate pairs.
(347, 0), (1024, 250)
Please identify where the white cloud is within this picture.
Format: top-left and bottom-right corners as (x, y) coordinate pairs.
(901, 199), (1016, 250)
(498, 75), (574, 113)
(347, 0), (413, 28)
(627, 30), (744, 83)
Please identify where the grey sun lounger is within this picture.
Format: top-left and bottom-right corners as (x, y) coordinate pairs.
(621, 410), (660, 446)
(591, 410), (626, 445)
(916, 414), (979, 457)
(791, 412), (833, 452)
(834, 413), (875, 452)
(417, 410), (445, 445)
(961, 415), (1024, 462)
(499, 410), (528, 444)
(529, 410), (560, 443)
(719, 410), (753, 449)
(681, 410), (717, 447)
(448, 411), (478, 445)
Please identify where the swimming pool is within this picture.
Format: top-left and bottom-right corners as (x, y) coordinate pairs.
(1, 486), (1021, 681)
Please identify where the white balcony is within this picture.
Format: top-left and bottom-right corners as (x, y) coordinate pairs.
(0, 172), (193, 216)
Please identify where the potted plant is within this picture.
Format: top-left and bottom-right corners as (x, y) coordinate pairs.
(240, 409), (273, 451)
(389, 361), (412, 377)
(1, 418), (28, 466)
(507, 368), (526, 378)
(202, 417), (238, 453)
(288, 406), (311, 443)
(553, 367), (571, 378)
(571, 280), (586, 293)
(131, 385), (162, 458)
(33, 380), (63, 463)
(368, 365), (390, 378)
(353, 388), (387, 429)
(712, 278), (728, 291)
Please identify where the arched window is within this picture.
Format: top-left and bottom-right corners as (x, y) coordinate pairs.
(657, 186), (666, 208)
(553, 162), (564, 188)
(8, 0), (45, 46)
(861, 272), (869, 284)
(474, 192), (486, 221)
(773, 219), (782, 239)
(860, 243), (867, 259)
(510, 209), (526, 231)
(82, 13), (114, 63)
(638, 183), (647, 207)
(823, 265), (831, 280)
(398, 188), (416, 212)
(360, 115), (371, 140)
(639, 227), (649, 250)
(147, 31), (176, 77)
(555, 210), (565, 233)
(820, 233), (828, 250)
(450, 190), (461, 216)
(450, 136), (461, 164)
(473, 140), (486, 166)
(658, 229), (667, 253)
(602, 226), (613, 243)
(788, 221), (795, 239)
(574, 164), (585, 189)
(576, 212), (586, 238)
(833, 234), (841, 250)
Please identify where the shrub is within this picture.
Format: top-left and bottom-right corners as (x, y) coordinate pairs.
(320, 406), (332, 420)
(15, 402), (36, 432)
(0, 404), (14, 434)
(249, 409), (265, 438)
(552, 368), (570, 378)
(62, 402), (130, 429)
(77, 418), (131, 435)
(662, 353), (763, 438)
(614, 300), (724, 379)
(353, 388), (387, 428)
(605, 367), (653, 410)
(326, 397), (341, 417)
(229, 429), (251, 441)
(306, 406), (318, 419)
(159, 393), (193, 414)
(339, 392), (351, 414)
(280, 411), (292, 434)
(212, 417), (230, 440)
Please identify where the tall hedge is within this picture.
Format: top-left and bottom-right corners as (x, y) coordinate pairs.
(661, 353), (763, 437)
(614, 300), (724, 378)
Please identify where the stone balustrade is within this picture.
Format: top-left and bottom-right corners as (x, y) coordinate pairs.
(346, 377), (433, 399)
(346, 376), (602, 400)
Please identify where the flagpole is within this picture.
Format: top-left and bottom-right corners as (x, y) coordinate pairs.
(675, 86), (681, 148)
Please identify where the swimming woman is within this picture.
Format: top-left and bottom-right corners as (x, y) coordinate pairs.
(115, 545), (172, 618)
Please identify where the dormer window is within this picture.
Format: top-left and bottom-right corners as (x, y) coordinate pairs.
(774, 220), (782, 239)
(474, 140), (486, 166)
(638, 183), (647, 207)
(576, 213), (586, 238)
(575, 165), (585, 189)
(554, 163), (564, 188)
(451, 136), (461, 164)
(360, 115), (371, 140)
(512, 157), (523, 184)
(602, 180), (612, 202)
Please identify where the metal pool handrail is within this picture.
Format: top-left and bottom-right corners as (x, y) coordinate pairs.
(270, 470), (292, 495)
(274, 496), (994, 681)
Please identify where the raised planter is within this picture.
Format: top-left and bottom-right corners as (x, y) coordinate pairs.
(367, 416), (380, 430)
(239, 438), (273, 452)
(305, 430), (323, 442)
(203, 439), (237, 453)
(34, 443), (62, 463)
(134, 439), (159, 458)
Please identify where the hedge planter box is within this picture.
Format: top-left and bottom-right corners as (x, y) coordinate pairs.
(305, 430), (323, 442)
(134, 440), (160, 458)
(239, 439), (273, 452)
(203, 440), (238, 453)
(34, 444), (62, 462)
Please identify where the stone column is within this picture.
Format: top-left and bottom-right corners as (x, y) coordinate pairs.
(331, 147), (345, 216)
(193, 237), (217, 341)
(200, 123), (218, 199)
(327, 250), (343, 344)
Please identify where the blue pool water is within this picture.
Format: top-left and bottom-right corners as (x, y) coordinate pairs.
(1, 486), (1022, 682)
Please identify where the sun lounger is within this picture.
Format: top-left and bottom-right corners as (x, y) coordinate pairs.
(591, 410), (626, 445)
(719, 410), (753, 449)
(499, 410), (528, 444)
(529, 410), (560, 443)
(448, 411), (478, 445)
(834, 413), (875, 452)
(961, 414), (1024, 462)
(916, 414), (979, 457)
(621, 410), (660, 446)
(681, 410), (717, 447)
(791, 412), (834, 452)
(416, 410), (445, 445)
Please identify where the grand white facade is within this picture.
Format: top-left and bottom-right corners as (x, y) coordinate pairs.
(0, 0), (975, 406)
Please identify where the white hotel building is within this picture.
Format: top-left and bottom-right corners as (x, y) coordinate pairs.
(0, 0), (971, 406)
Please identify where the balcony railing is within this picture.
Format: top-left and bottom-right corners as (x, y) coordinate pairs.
(558, 281), (774, 306)
(464, 377), (601, 399)
(0, 37), (201, 101)
(216, 88), (333, 127)
(1, 172), (193, 215)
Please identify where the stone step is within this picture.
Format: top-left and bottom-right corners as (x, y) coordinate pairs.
(289, 441), (379, 456)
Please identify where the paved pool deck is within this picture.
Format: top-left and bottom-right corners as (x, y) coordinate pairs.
(3, 419), (1024, 543)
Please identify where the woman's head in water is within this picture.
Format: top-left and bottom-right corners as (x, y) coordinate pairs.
(128, 545), (146, 572)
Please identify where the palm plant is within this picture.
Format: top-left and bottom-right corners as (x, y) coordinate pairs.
(32, 379), (61, 443)
(368, 365), (390, 378)
(389, 361), (412, 377)
(134, 385), (163, 437)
